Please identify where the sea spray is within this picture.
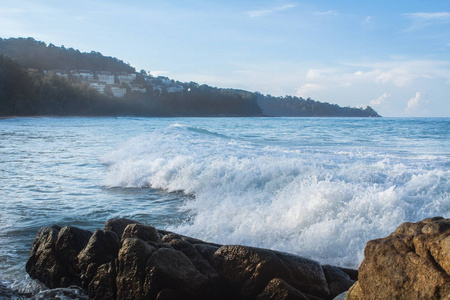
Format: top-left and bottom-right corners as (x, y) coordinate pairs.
(102, 122), (450, 268)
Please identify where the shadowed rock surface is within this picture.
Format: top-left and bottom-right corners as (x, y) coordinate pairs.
(346, 217), (450, 300)
(27, 218), (355, 300)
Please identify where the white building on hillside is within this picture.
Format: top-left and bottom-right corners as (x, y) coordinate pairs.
(167, 85), (184, 93)
(98, 71), (115, 84)
(117, 72), (136, 84)
(131, 84), (147, 93)
(72, 70), (94, 82)
(110, 85), (127, 98)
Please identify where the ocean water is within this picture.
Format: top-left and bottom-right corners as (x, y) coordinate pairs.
(0, 117), (449, 293)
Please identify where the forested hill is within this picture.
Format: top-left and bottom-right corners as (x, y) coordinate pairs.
(0, 37), (134, 73)
(0, 37), (380, 117)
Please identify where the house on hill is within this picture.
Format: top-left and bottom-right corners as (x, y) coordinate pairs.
(110, 85), (127, 98)
(98, 71), (115, 84)
(72, 70), (94, 82)
(117, 72), (136, 84)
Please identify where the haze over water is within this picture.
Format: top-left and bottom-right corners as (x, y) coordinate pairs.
(1, 117), (449, 292)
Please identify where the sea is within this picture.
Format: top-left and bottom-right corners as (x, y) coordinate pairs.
(0, 117), (449, 293)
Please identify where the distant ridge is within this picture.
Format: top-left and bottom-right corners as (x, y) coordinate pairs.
(0, 37), (380, 117)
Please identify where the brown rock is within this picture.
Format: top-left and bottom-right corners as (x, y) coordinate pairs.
(116, 238), (155, 300)
(349, 217), (450, 299)
(256, 278), (309, 300)
(26, 225), (80, 288)
(163, 235), (218, 277)
(144, 247), (209, 299)
(88, 261), (117, 300)
(105, 218), (141, 238)
(213, 245), (330, 299)
(56, 226), (92, 273)
(122, 223), (161, 243)
(77, 230), (120, 287)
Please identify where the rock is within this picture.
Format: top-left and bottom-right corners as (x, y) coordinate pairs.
(193, 243), (221, 264)
(155, 288), (178, 300)
(77, 230), (120, 287)
(116, 238), (155, 299)
(347, 217), (450, 299)
(105, 217), (141, 238)
(122, 223), (161, 243)
(88, 261), (117, 300)
(26, 225), (81, 288)
(322, 265), (355, 298)
(256, 278), (310, 300)
(144, 247), (209, 299)
(78, 230), (120, 269)
(213, 245), (330, 299)
(345, 282), (362, 300)
(162, 235), (218, 277)
(26, 218), (358, 300)
(55, 225), (93, 286)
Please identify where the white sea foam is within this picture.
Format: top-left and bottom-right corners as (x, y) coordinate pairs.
(102, 123), (450, 268)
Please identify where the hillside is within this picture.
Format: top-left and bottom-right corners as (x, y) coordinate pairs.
(0, 37), (134, 73)
(0, 37), (380, 117)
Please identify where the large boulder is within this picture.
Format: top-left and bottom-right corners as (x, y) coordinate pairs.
(347, 217), (450, 299)
(27, 218), (356, 300)
(26, 225), (92, 288)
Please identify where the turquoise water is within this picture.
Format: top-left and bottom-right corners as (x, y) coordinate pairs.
(1, 117), (449, 292)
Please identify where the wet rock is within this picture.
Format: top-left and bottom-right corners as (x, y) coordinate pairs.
(144, 247), (209, 299)
(116, 238), (155, 299)
(77, 230), (120, 287)
(213, 245), (330, 299)
(26, 225), (81, 288)
(347, 217), (450, 299)
(122, 223), (161, 243)
(105, 217), (141, 238)
(27, 218), (359, 300)
(163, 235), (218, 277)
(256, 278), (310, 300)
(88, 261), (117, 300)
(78, 230), (120, 269)
(322, 265), (355, 298)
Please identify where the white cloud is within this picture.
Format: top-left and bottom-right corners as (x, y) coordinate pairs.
(247, 4), (297, 18)
(313, 10), (338, 16)
(306, 68), (335, 80)
(296, 83), (324, 97)
(405, 92), (422, 114)
(405, 12), (450, 20)
(370, 93), (390, 106)
(403, 12), (450, 31)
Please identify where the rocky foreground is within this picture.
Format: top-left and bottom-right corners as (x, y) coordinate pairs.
(26, 217), (355, 300)
(25, 217), (450, 299)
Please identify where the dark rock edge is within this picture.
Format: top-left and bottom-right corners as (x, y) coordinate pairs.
(24, 217), (356, 300)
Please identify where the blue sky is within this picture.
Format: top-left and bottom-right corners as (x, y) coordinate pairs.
(1, 0), (449, 117)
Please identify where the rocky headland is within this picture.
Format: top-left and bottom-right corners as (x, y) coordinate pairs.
(24, 216), (450, 299)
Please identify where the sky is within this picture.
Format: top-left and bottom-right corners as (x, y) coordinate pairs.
(0, 0), (449, 117)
